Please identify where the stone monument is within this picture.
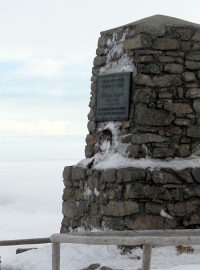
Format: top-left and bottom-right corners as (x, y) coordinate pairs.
(61, 15), (200, 232)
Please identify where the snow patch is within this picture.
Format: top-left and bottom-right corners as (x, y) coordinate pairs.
(99, 30), (137, 75)
(83, 187), (93, 198)
(160, 209), (173, 220)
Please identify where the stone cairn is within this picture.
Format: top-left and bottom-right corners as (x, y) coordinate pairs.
(61, 15), (200, 232)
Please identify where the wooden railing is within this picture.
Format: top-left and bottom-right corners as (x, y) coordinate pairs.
(0, 230), (200, 270)
(50, 229), (200, 270)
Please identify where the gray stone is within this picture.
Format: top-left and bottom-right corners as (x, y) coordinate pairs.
(193, 100), (200, 113)
(164, 63), (183, 73)
(62, 188), (75, 200)
(164, 102), (193, 115)
(117, 167), (146, 183)
(145, 202), (163, 215)
(187, 126), (200, 138)
(72, 167), (85, 180)
(153, 38), (180, 50)
(62, 201), (78, 218)
(134, 74), (182, 87)
(186, 88), (200, 98)
(139, 63), (162, 74)
(101, 169), (116, 183)
(152, 170), (181, 184)
(178, 144), (190, 157)
(174, 118), (191, 126)
(102, 201), (139, 216)
(134, 88), (154, 103)
(183, 215), (200, 226)
(192, 30), (200, 41)
(134, 55), (154, 62)
(87, 121), (96, 133)
(63, 166), (72, 181)
(152, 148), (175, 158)
(125, 183), (172, 201)
(186, 51), (200, 61)
(134, 104), (174, 126)
(183, 186), (200, 199)
(98, 36), (108, 47)
(121, 134), (132, 143)
(85, 144), (94, 158)
(167, 200), (199, 217)
(132, 133), (168, 144)
(86, 134), (99, 145)
(123, 34), (152, 50)
(192, 168), (200, 183)
(183, 72), (196, 81)
(93, 56), (107, 67)
(185, 60), (200, 70)
(127, 144), (140, 158)
(158, 56), (174, 63)
(103, 217), (125, 230)
(176, 170), (193, 183)
(125, 215), (164, 230)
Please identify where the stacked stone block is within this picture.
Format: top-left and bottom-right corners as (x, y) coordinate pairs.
(87, 16), (200, 159)
(61, 165), (200, 232)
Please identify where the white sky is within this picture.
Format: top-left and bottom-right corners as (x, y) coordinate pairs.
(1, 0), (200, 160)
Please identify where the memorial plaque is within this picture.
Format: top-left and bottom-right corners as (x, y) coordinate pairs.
(96, 72), (132, 121)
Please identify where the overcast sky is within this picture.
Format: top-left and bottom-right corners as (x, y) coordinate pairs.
(1, 0), (200, 160)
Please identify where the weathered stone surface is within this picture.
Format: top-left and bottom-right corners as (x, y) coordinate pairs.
(127, 144), (140, 158)
(183, 214), (200, 226)
(178, 144), (190, 157)
(152, 170), (180, 184)
(87, 121), (96, 133)
(167, 200), (200, 217)
(153, 38), (179, 50)
(63, 166), (72, 181)
(62, 188), (75, 200)
(192, 168), (200, 183)
(101, 169), (116, 182)
(132, 133), (168, 144)
(186, 88), (200, 98)
(164, 63), (183, 73)
(102, 201), (139, 216)
(176, 170), (193, 183)
(125, 215), (164, 230)
(164, 102), (193, 115)
(134, 104), (174, 126)
(187, 126), (200, 138)
(174, 118), (191, 126)
(152, 147), (175, 158)
(186, 51), (200, 61)
(145, 202), (163, 215)
(192, 30), (200, 41)
(134, 88), (154, 103)
(125, 183), (172, 201)
(139, 63), (162, 74)
(185, 60), (200, 70)
(183, 72), (196, 81)
(72, 167), (85, 180)
(123, 34), (152, 50)
(93, 56), (107, 66)
(183, 186), (200, 199)
(62, 201), (78, 218)
(103, 217), (125, 230)
(117, 167), (146, 182)
(86, 134), (99, 145)
(134, 74), (182, 87)
(85, 144), (94, 158)
(158, 56), (174, 63)
(193, 100), (200, 113)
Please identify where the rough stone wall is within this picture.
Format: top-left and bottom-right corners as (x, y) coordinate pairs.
(61, 166), (200, 232)
(86, 19), (200, 159)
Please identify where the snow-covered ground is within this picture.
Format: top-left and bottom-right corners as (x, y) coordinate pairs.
(2, 243), (200, 270)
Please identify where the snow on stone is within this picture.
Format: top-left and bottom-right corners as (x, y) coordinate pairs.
(83, 187), (93, 198)
(99, 30), (137, 75)
(160, 209), (173, 220)
(94, 188), (100, 197)
(78, 120), (200, 171)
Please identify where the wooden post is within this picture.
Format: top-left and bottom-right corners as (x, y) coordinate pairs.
(142, 244), (152, 270)
(52, 243), (60, 270)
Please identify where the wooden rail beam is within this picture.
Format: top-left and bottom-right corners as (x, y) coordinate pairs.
(0, 237), (51, 246)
